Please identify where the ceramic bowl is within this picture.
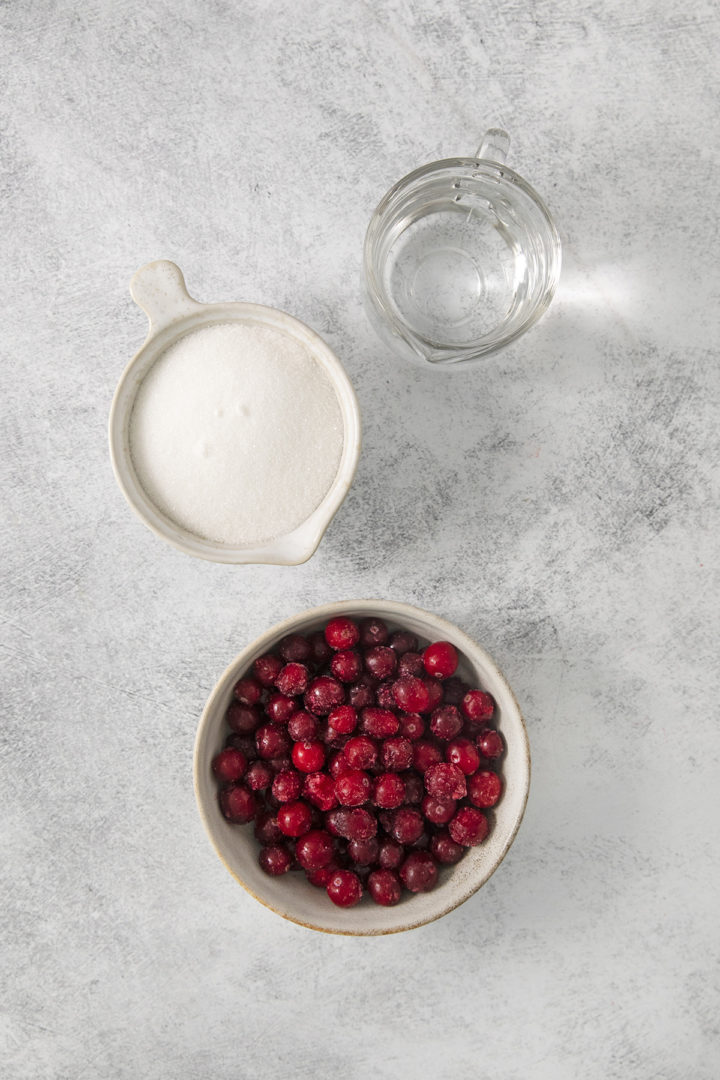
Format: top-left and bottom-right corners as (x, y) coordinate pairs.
(109, 260), (361, 564)
(194, 600), (530, 934)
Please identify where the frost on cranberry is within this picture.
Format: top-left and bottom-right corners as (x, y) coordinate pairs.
(275, 662), (310, 697)
(259, 845), (293, 876)
(373, 772), (406, 809)
(347, 676), (376, 709)
(368, 868), (402, 906)
(429, 705), (463, 741)
(400, 850), (439, 893)
(390, 807), (424, 845)
(364, 646), (397, 681)
(412, 740), (444, 774)
(331, 649), (363, 683)
(425, 762), (467, 800)
(271, 768), (303, 803)
(253, 653), (283, 688)
(327, 704), (357, 735)
(303, 771), (338, 811)
(467, 770), (502, 808)
(344, 735), (378, 770)
(397, 651), (424, 678)
(326, 869), (363, 907)
(360, 707), (399, 739)
(335, 769), (372, 806)
(245, 760), (273, 791)
(287, 710), (319, 742)
(325, 617), (360, 651)
(448, 806), (489, 846)
(461, 689), (495, 724)
(304, 675), (345, 716)
(380, 736), (413, 772)
(421, 794), (457, 825)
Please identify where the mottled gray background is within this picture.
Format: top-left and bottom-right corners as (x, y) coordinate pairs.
(2, 1), (719, 1077)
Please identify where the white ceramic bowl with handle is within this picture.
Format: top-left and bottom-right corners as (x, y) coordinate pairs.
(194, 599), (530, 935)
(109, 261), (361, 564)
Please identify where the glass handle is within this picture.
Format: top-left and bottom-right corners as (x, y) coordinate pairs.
(475, 128), (510, 164)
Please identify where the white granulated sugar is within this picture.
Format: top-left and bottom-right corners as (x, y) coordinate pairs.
(129, 322), (344, 546)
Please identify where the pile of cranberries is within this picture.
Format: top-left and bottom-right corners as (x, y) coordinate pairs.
(212, 615), (504, 909)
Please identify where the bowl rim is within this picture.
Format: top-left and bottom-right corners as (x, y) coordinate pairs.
(193, 599), (531, 935)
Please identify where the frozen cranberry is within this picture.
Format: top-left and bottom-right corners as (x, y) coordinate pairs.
(327, 704), (357, 735)
(245, 760), (273, 791)
(331, 650), (362, 683)
(431, 830), (465, 865)
(375, 681), (396, 708)
(212, 747), (248, 783)
(335, 769), (372, 806)
(295, 829), (334, 870)
(422, 640), (458, 679)
(390, 807), (424, 844)
(400, 850), (438, 892)
(398, 712), (425, 740)
(348, 836), (380, 865)
(275, 662), (310, 697)
(467, 770), (503, 808)
(344, 807), (378, 840)
(218, 783), (257, 824)
(224, 733), (257, 759)
(380, 736), (413, 772)
(423, 679), (444, 711)
(305, 675), (345, 715)
(324, 808), (348, 837)
(347, 676), (376, 709)
(364, 645), (397, 681)
(430, 705), (463, 741)
(344, 735), (378, 770)
(278, 633), (312, 663)
(412, 740), (444, 774)
(308, 630), (333, 667)
(461, 689), (495, 723)
(373, 772), (406, 809)
(255, 723), (291, 760)
(389, 630), (418, 655)
(306, 859), (340, 888)
(287, 710), (319, 741)
(359, 616), (389, 647)
(292, 740), (326, 773)
(277, 800), (312, 837)
(403, 773), (424, 804)
(377, 838), (404, 869)
(268, 755), (292, 773)
(326, 869), (363, 907)
(421, 794), (457, 825)
(392, 676), (430, 713)
(442, 676), (469, 706)
(360, 707), (399, 739)
(477, 728), (504, 759)
(226, 702), (262, 734)
(446, 736), (481, 775)
(425, 762), (467, 800)
(272, 768), (303, 802)
(325, 617), (360, 651)
(253, 653), (283, 687)
(302, 771), (337, 811)
(328, 751), (353, 780)
(259, 844), (293, 876)
(254, 810), (283, 846)
(397, 651), (424, 678)
(232, 676), (262, 706)
(368, 868), (402, 906)
(449, 806), (489, 846)
(265, 693), (298, 725)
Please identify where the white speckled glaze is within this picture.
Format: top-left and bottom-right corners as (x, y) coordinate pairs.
(194, 600), (530, 934)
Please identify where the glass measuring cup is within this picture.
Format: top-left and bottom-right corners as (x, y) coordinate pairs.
(363, 129), (561, 367)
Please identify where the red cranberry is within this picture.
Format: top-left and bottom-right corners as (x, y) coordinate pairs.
(272, 768), (303, 802)
(258, 845), (293, 876)
(277, 800), (313, 837)
(324, 808), (348, 837)
(326, 869), (363, 907)
(306, 859), (340, 888)
(421, 794), (457, 825)
(218, 783), (257, 824)
(325, 617), (360, 651)
(380, 736), (413, 772)
(422, 640), (458, 679)
(360, 706), (399, 739)
(347, 676), (376, 708)
(344, 735), (378, 770)
(403, 773), (424, 804)
(253, 653), (283, 687)
(335, 769), (372, 806)
(331, 649), (362, 683)
(308, 630), (333, 667)
(442, 676), (469, 706)
(392, 676), (430, 713)
(226, 702), (262, 734)
(275, 662), (310, 697)
(425, 762), (467, 800)
(397, 651), (424, 678)
(254, 810), (283, 845)
(412, 740), (444, 774)
(364, 645), (397, 681)
(287, 710), (319, 741)
(431, 830), (465, 865)
(295, 829), (334, 870)
(375, 681), (396, 708)
(265, 693), (298, 725)
(368, 868), (402, 906)
(232, 676), (262, 706)
(304, 675), (345, 715)
(268, 755), (292, 773)
(278, 633), (312, 663)
(400, 850), (438, 892)
(327, 704), (357, 735)
(212, 747), (248, 783)
(468, 770), (503, 807)
(377, 838), (404, 869)
(477, 728), (504, 759)
(449, 806), (489, 846)
(328, 751), (353, 780)
(348, 835), (380, 864)
(430, 705), (463, 741)
(245, 760), (273, 791)
(461, 689), (495, 723)
(359, 617), (389, 647)
(292, 740), (326, 773)
(224, 733), (257, 759)
(390, 807), (424, 844)
(389, 630), (418, 655)
(373, 772), (406, 809)
(398, 712), (425, 740)
(302, 771), (338, 811)
(424, 679), (444, 711)
(255, 723), (291, 760)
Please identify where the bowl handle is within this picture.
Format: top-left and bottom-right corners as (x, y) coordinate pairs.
(130, 260), (203, 336)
